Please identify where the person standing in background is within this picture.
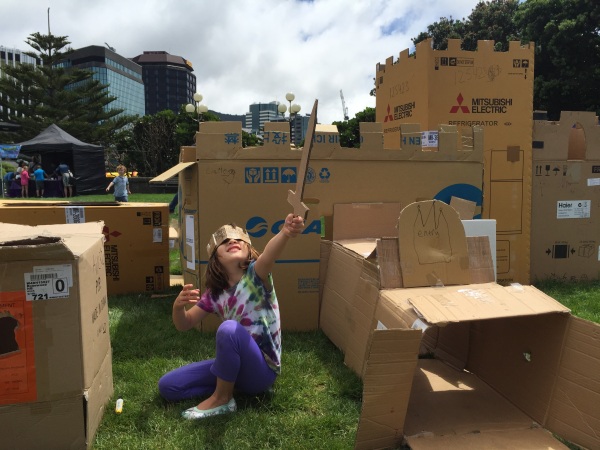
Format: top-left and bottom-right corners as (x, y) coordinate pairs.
(32, 165), (48, 198)
(55, 161), (74, 198)
(20, 163), (30, 198)
(106, 164), (131, 202)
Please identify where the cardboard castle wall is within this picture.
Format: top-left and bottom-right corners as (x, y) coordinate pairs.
(375, 38), (535, 285)
(152, 120), (484, 331)
(531, 111), (600, 281)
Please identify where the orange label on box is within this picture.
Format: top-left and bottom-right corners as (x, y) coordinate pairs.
(0, 291), (36, 404)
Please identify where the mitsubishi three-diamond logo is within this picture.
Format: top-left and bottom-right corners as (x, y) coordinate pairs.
(450, 93), (470, 113)
(384, 104), (394, 122)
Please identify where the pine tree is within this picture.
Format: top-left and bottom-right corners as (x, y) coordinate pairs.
(0, 32), (135, 145)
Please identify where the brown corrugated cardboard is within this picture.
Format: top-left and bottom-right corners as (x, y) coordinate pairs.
(320, 200), (600, 450)
(0, 222), (113, 449)
(531, 111), (600, 281)
(152, 120), (484, 331)
(375, 38), (535, 285)
(0, 201), (169, 295)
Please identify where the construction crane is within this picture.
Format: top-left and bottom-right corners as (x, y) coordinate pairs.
(340, 89), (349, 120)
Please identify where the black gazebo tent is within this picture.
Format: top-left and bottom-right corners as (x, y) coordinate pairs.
(18, 124), (105, 194)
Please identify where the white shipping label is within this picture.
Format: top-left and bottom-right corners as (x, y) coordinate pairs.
(65, 206), (86, 223)
(556, 200), (591, 219)
(421, 130), (439, 148)
(376, 321), (388, 330)
(588, 178), (600, 187)
(153, 228), (163, 243)
(25, 264), (73, 300)
(185, 214), (196, 270)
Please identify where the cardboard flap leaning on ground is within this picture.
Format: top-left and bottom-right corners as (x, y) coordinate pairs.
(398, 200), (471, 288)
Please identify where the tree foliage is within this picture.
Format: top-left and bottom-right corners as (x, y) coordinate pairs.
(116, 107), (222, 177)
(0, 32), (135, 145)
(333, 107), (376, 148)
(515, 0), (600, 119)
(411, 0), (600, 119)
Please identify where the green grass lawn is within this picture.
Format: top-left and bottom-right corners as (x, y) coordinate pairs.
(49, 194), (596, 449)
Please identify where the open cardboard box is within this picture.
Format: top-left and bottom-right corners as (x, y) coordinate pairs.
(320, 200), (600, 449)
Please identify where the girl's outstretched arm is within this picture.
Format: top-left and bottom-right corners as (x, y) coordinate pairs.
(254, 213), (304, 282)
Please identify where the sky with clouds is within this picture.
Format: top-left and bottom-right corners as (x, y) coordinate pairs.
(0, 0), (481, 124)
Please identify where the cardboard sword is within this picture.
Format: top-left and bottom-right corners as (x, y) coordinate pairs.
(287, 99), (318, 220)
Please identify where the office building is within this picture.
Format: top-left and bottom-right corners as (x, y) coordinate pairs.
(131, 51), (196, 115)
(0, 45), (41, 131)
(245, 102), (282, 134)
(56, 45), (145, 118)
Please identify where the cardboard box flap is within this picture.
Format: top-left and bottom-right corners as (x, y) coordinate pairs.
(333, 202), (402, 241)
(408, 284), (570, 326)
(398, 200), (471, 288)
(150, 161), (195, 183)
(335, 239), (379, 259)
(544, 316), (600, 450)
(355, 328), (421, 450)
(0, 222), (104, 260)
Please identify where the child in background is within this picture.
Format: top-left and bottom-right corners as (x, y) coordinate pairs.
(158, 213), (305, 419)
(106, 164), (131, 202)
(20, 164), (30, 198)
(32, 166), (48, 198)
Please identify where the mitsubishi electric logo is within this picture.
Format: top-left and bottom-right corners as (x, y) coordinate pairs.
(450, 93), (513, 114)
(450, 93), (470, 113)
(384, 104), (394, 122)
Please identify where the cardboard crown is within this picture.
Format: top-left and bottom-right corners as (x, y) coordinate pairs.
(206, 224), (252, 257)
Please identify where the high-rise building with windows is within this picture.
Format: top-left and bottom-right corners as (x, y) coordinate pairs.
(131, 51), (196, 115)
(245, 102), (282, 134)
(56, 45), (145, 118)
(0, 45), (41, 131)
(245, 101), (310, 146)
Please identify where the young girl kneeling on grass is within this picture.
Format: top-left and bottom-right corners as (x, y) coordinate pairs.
(158, 213), (305, 420)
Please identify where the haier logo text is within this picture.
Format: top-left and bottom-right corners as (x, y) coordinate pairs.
(246, 216), (321, 238)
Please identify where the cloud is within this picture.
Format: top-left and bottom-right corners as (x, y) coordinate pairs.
(0, 0), (480, 124)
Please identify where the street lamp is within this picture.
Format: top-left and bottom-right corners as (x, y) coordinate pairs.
(278, 92), (301, 144)
(185, 92), (208, 122)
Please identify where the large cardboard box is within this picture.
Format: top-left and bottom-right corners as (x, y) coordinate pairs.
(320, 200), (599, 450)
(152, 120), (484, 331)
(0, 222), (113, 449)
(531, 111), (600, 281)
(375, 38), (535, 285)
(0, 201), (170, 295)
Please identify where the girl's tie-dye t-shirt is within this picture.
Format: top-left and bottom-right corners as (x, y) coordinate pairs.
(196, 261), (281, 373)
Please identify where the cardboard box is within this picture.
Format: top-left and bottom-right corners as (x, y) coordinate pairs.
(375, 38), (535, 285)
(320, 200), (599, 450)
(531, 111), (600, 281)
(152, 120), (484, 331)
(0, 201), (170, 295)
(0, 222), (113, 449)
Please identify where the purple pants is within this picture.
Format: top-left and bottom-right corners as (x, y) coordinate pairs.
(158, 320), (277, 402)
